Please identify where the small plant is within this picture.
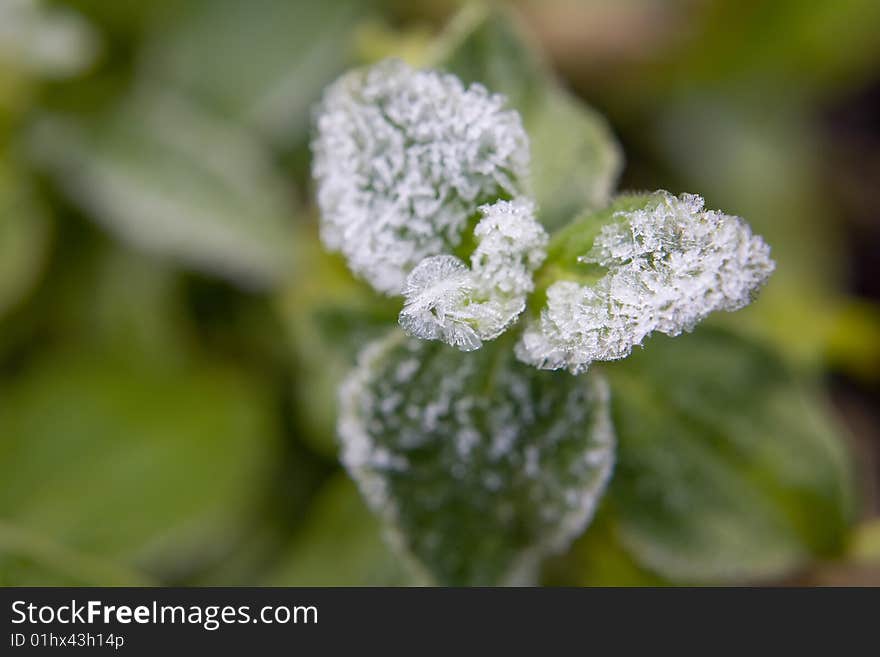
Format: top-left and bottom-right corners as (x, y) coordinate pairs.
(309, 9), (854, 585)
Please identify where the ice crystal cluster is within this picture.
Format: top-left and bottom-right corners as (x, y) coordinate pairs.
(313, 61), (774, 371)
(312, 59), (530, 295)
(399, 199), (547, 351)
(516, 192), (775, 374)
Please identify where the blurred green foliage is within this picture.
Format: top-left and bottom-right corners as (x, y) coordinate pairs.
(31, 90), (298, 288)
(0, 160), (50, 318)
(266, 474), (414, 586)
(1, 0), (878, 586)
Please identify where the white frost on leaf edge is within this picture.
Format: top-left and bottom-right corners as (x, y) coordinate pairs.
(398, 198), (548, 351)
(311, 58), (530, 295)
(516, 191), (776, 374)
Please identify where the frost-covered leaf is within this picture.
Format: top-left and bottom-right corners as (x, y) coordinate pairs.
(0, 0), (98, 79)
(606, 328), (856, 583)
(30, 89), (296, 289)
(142, 0), (368, 146)
(434, 4), (622, 229)
(399, 198), (547, 351)
(339, 331), (615, 585)
(312, 58), (530, 295)
(0, 158), (51, 317)
(517, 191), (774, 373)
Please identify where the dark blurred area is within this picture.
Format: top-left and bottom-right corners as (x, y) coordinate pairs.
(1, 0), (879, 585)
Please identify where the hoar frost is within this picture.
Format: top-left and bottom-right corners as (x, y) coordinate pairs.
(516, 192), (775, 374)
(399, 198), (548, 351)
(312, 59), (530, 295)
(313, 61), (775, 373)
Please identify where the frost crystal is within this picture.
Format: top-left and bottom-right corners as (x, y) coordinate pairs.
(516, 192), (775, 374)
(399, 199), (548, 351)
(312, 59), (530, 295)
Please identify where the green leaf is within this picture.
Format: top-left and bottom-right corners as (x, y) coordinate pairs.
(528, 88), (622, 232)
(0, 351), (281, 580)
(267, 474), (416, 586)
(433, 4), (621, 230)
(142, 0), (370, 147)
(605, 328), (857, 583)
(0, 159), (51, 318)
(30, 89), (296, 289)
(430, 4), (547, 116)
(339, 331), (615, 585)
